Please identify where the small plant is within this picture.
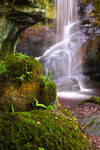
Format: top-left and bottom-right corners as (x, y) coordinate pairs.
(32, 98), (55, 110)
(41, 71), (53, 87)
(32, 98), (47, 109)
(10, 104), (15, 113)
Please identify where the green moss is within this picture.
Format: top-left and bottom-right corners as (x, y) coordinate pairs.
(79, 96), (100, 106)
(0, 60), (7, 80)
(2, 53), (43, 81)
(0, 109), (89, 150)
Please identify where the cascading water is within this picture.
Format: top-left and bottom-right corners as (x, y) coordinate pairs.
(55, 0), (77, 42)
(38, 0), (84, 92)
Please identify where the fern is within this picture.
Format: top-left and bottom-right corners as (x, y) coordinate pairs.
(32, 98), (47, 109)
(32, 98), (56, 110)
(41, 71), (53, 87)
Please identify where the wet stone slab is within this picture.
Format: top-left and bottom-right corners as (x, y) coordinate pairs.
(81, 114), (100, 137)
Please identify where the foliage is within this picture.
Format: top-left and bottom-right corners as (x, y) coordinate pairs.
(41, 71), (52, 87)
(79, 96), (100, 106)
(0, 109), (89, 150)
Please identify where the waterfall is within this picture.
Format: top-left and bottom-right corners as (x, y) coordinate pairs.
(38, 0), (84, 92)
(55, 0), (77, 42)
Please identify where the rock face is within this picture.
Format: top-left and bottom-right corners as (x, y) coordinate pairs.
(16, 25), (56, 57)
(0, 80), (41, 112)
(0, 0), (53, 59)
(80, 0), (100, 85)
(0, 53), (56, 112)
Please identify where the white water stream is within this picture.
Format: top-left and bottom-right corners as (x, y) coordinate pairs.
(38, 0), (84, 92)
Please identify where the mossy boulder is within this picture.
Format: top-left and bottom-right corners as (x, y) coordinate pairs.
(80, 96), (100, 106)
(0, 108), (89, 150)
(4, 53), (43, 80)
(0, 53), (56, 112)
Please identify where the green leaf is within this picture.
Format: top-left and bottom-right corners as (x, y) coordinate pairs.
(10, 104), (15, 113)
(32, 98), (47, 109)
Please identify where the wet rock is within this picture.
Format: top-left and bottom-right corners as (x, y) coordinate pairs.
(81, 114), (100, 137)
(79, 0), (100, 85)
(55, 77), (80, 91)
(16, 25), (56, 57)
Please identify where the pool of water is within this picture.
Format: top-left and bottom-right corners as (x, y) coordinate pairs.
(58, 88), (100, 106)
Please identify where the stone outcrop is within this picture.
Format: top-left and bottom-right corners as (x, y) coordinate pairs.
(0, 0), (54, 59)
(80, 0), (100, 85)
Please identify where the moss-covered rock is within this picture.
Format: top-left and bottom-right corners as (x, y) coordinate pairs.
(0, 108), (89, 150)
(0, 53), (56, 112)
(0, 80), (41, 112)
(80, 96), (100, 106)
(4, 53), (43, 80)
